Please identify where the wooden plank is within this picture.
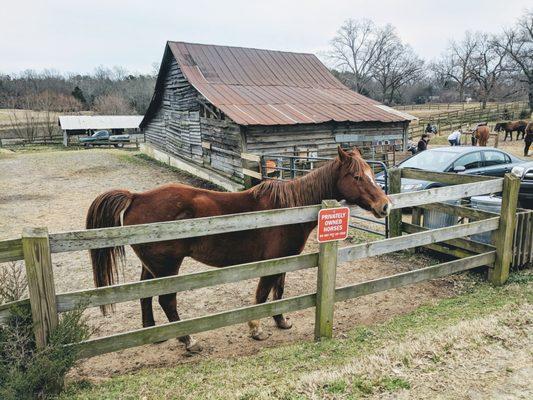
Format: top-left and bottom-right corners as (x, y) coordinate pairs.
(240, 152), (261, 162)
(0, 298), (29, 325)
(402, 222), (495, 254)
(22, 228), (58, 348)
(384, 179), (503, 210)
(417, 202), (497, 221)
(490, 174), (520, 285)
(336, 252), (496, 302)
(47, 179), (501, 254)
(401, 168), (496, 184)
(242, 168), (262, 180)
(418, 242), (477, 259)
(74, 292), (316, 359)
(388, 168), (402, 238)
(314, 200), (339, 340)
(57, 253), (318, 312)
(49, 205), (322, 253)
(0, 238), (24, 262)
(338, 217), (499, 263)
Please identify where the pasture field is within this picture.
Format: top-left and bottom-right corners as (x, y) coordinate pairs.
(0, 148), (469, 381)
(60, 271), (532, 399)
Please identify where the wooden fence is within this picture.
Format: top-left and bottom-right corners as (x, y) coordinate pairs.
(0, 171), (523, 359)
(408, 101), (529, 138)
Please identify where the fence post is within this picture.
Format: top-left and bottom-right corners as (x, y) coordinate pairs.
(388, 168), (402, 238)
(314, 199), (340, 341)
(489, 174), (520, 285)
(22, 227), (58, 348)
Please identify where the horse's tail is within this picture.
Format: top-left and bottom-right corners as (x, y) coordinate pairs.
(86, 189), (133, 314)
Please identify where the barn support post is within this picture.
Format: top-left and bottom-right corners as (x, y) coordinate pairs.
(22, 227), (58, 348)
(489, 174), (520, 285)
(314, 199), (340, 341)
(388, 168), (402, 238)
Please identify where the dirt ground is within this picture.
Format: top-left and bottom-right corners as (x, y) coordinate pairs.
(0, 148), (476, 380)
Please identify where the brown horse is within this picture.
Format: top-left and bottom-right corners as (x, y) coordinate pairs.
(86, 146), (390, 352)
(473, 125), (490, 146)
(495, 120), (528, 141)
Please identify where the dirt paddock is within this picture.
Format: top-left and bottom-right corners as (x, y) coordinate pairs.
(0, 148), (467, 380)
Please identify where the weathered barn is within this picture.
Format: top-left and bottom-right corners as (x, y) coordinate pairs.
(140, 41), (413, 190)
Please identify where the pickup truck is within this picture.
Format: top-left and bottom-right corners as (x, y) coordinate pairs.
(79, 130), (130, 148)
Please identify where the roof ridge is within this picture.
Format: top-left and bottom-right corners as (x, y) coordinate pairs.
(167, 40), (316, 57)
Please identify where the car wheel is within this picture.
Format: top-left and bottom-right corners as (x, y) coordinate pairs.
(117, 143), (124, 148)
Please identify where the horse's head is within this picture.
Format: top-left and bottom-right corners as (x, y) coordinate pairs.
(335, 146), (391, 218)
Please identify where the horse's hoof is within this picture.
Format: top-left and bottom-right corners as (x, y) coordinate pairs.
(251, 330), (271, 341)
(276, 318), (293, 330)
(186, 341), (203, 354)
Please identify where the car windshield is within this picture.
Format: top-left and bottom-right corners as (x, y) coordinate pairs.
(400, 150), (456, 172)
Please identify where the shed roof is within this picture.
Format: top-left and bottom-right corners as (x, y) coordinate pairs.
(59, 115), (143, 130)
(141, 42), (414, 127)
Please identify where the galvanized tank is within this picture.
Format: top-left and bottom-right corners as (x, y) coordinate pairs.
(470, 195), (502, 244)
(423, 200), (460, 229)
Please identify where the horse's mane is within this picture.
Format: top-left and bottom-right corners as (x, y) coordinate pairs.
(251, 154), (367, 208)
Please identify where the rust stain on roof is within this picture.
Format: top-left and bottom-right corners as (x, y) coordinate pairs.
(145, 41), (411, 126)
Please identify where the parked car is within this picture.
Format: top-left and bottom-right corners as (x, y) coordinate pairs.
(79, 130), (130, 148)
(376, 146), (531, 207)
(511, 161), (533, 208)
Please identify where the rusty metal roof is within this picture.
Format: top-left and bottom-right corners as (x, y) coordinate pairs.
(142, 41), (412, 127)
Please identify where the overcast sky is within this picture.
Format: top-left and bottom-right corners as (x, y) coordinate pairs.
(1, 0), (531, 75)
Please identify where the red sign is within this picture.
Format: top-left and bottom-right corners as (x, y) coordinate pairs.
(317, 207), (350, 243)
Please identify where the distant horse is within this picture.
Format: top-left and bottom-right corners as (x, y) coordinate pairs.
(495, 120), (528, 141)
(473, 125), (490, 146)
(86, 147), (391, 352)
(525, 122), (533, 157)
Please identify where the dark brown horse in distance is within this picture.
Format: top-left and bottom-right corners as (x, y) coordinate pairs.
(495, 120), (528, 141)
(86, 147), (391, 352)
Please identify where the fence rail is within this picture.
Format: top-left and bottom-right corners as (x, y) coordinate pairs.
(0, 170), (524, 361)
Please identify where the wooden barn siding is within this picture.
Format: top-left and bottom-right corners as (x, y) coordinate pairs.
(244, 121), (407, 157)
(200, 118), (244, 180)
(143, 56), (245, 184)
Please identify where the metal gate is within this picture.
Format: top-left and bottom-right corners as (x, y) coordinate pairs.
(259, 154), (389, 237)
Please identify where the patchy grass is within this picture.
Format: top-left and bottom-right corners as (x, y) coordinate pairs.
(61, 270), (531, 399)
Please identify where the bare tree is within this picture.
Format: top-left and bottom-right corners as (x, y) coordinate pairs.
(432, 32), (478, 102)
(93, 93), (135, 115)
(328, 19), (397, 94)
(497, 10), (533, 112)
(467, 32), (508, 108)
(372, 42), (424, 104)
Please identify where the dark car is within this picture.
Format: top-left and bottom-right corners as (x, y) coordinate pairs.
(376, 146), (525, 195)
(511, 162), (533, 208)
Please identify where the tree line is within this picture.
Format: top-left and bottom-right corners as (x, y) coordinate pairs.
(328, 9), (532, 110)
(0, 9), (531, 116)
(0, 66), (157, 115)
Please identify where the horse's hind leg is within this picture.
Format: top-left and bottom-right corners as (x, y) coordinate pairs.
(156, 257), (202, 353)
(272, 273), (292, 330)
(140, 267), (155, 327)
(248, 275), (278, 340)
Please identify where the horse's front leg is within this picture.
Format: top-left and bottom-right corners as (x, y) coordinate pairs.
(248, 275), (277, 340)
(272, 273), (292, 329)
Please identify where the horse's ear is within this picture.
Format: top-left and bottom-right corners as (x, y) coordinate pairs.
(337, 146), (349, 162)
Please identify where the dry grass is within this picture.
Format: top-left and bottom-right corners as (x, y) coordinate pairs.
(300, 302), (532, 399)
(59, 272), (532, 399)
